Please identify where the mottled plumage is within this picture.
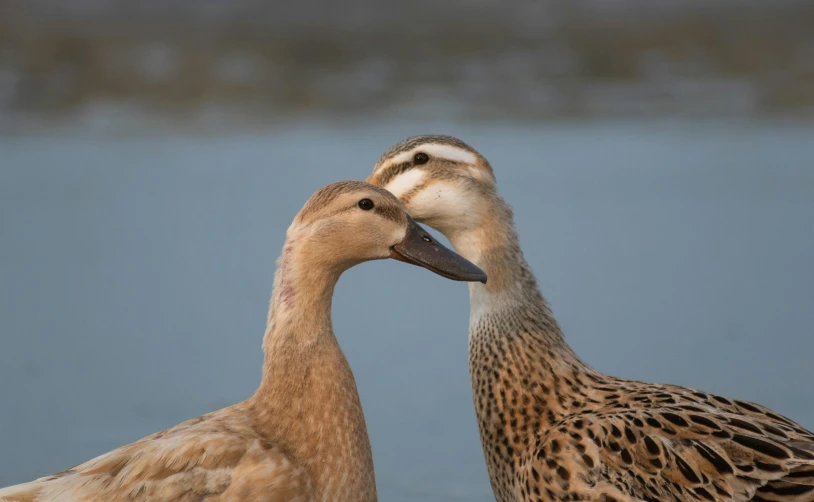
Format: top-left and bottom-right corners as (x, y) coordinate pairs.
(369, 136), (814, 502)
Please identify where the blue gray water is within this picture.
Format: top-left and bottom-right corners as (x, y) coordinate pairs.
(1, 120), (813, 501)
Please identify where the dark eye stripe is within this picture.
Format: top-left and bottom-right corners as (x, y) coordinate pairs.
(318, 202), (402, 223)
(372, 204), (404, 223)
(375, 161), (413, 187)
(400, 183), (427, 205)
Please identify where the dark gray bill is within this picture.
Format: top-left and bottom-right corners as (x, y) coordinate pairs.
(390, 217), (487, 283)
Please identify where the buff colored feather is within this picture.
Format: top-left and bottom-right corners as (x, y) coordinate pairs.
(0, 180), (485, 502)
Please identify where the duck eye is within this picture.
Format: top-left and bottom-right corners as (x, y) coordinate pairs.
(358, 198), (374, 211)
(413, 152), (430, 165)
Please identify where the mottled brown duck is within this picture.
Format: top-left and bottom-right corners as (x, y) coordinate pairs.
(0, 180), (486, 502)
(368, 136), (814, 502)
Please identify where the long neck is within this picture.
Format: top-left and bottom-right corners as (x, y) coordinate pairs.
(250, 238), (376, 502)
(447, 193), (572, 352)
(445, 191), (595, 416)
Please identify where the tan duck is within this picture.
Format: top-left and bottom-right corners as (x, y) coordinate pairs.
(368, 136), (814, 502)
(0, 180), (486, 502)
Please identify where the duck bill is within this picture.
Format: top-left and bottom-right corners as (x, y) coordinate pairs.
(390, 217), (487, 283)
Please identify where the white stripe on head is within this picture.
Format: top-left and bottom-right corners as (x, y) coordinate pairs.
(384, 143), (478, 169)
(383, 169), (426, 198)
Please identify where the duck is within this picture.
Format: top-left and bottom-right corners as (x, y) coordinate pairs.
(367, 136), (814, 502)
(0, 180), (486, 502)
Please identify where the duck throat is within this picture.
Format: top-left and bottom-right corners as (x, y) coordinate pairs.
(444, 193), (560, 340)
(263, 237), (338, 346)
(258, 236), (351, 400)
(252, 238), (376, 501)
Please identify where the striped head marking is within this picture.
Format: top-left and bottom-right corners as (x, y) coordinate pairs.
(367, 135), (495, 235)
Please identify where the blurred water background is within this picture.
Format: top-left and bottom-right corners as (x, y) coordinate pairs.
(1, 2), (813, 501)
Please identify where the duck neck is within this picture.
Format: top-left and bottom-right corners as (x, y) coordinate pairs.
(250, 237), (376, 501)
(445, 193), (563, 347)
(262, 236), (339, 351)
(445, 192), (593, 418)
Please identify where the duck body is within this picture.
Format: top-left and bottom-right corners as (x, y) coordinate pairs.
(369, 137), (814, 502)
(0, 348), (370, 502)
(0, 294), (370, 502)
(0, 180), (486, 502)
(0, 403), (326, 502)
(472, 296), (814, 502)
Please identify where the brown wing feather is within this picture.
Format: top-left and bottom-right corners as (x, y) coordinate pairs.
(516, 403), (814, 502)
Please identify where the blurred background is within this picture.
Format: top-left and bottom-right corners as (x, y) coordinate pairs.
(3, 0), (814, 128)
(1, 1), (813, 501)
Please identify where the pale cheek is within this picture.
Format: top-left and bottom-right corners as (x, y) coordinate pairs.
(363, 227), (404, 260)
(409, 183), (477, 227)
(390, 227), (407, 249)
(385, 170), (426, 199)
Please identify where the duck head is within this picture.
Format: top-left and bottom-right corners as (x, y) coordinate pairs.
(366, 135), (497, 239)
(288, 180), (486, 283)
